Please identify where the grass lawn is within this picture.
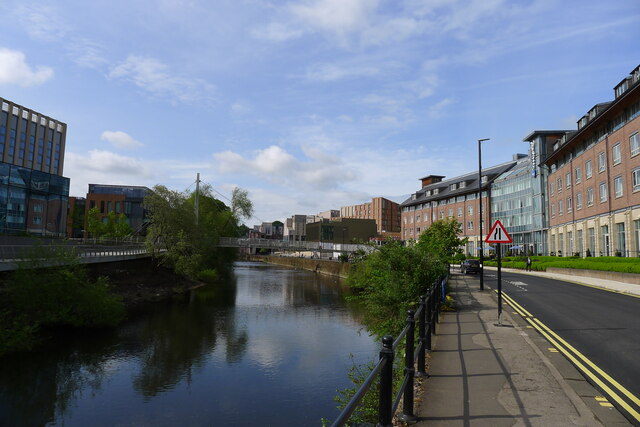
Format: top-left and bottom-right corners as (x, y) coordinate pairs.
(482, 255), (640, 274)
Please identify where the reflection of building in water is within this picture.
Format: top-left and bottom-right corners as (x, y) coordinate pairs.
(0, 97), (70, 236)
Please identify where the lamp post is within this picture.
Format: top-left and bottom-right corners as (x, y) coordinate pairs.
(478, 138), (490, 291)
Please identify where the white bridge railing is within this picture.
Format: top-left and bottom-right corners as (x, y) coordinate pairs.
(217, 237), (373, 253)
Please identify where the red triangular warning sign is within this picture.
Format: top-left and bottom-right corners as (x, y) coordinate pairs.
(485, 220), (512, 243)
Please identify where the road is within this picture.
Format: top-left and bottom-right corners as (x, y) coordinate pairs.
(482, 270), (640, 425)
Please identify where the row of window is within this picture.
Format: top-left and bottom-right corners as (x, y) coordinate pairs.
(550, 220), (640, 256)
(402, 192), (486, 212)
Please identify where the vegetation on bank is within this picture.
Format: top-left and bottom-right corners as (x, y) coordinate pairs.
(143, 184), (253, 280)
(483, 255), (640, 274)
(0, 246), (125, 356)
(329, 218), (465, 424)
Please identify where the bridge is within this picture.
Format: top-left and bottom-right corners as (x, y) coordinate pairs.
(217, 237), (374, 254)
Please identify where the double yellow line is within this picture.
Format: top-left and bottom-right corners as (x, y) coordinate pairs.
(498, 290), (640, 423)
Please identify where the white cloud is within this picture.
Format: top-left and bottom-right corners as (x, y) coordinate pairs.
(65, 150), (155, 196)
(14, 4), (68, 41)
(109, 55), (216, 104)
(67, 39), (109, 69)
(427, 97), (455, 119)
(213, 144), (356, 190)
(101, 131), (144, 149)
(0, 48), (54, 87)
(252, 22), (304, 42)
(304, 63), (379, 82)
(231, 101), (252, 114)
(290, 0), (378, 37)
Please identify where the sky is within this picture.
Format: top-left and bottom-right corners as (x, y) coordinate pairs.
(1, 0), (639, 225)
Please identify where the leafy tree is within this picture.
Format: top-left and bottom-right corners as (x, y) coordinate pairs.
(144, 184), (253, 278)
(416, 217), (468, 264)
(85, 207), (132, 239)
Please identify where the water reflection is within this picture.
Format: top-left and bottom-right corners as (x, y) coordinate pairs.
(0, 261), (377, 426)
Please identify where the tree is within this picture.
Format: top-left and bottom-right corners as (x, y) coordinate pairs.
(416, 217), (468, 264)
(85, 207), (132, 239)
(144, 184), (253, 278)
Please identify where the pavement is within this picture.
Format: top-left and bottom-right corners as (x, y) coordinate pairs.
(412, 270), (637, 426)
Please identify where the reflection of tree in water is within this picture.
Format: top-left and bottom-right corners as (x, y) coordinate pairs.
(0, 329), (119, 426)
(130, 277), (249, 398)
(0, 274), (249, 424)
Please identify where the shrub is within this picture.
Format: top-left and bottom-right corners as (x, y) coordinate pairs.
(197, 269), (219, 283)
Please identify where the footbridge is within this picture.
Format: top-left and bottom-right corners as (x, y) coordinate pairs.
(217, 237), (374, 254)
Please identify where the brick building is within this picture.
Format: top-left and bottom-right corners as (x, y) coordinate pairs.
(85, 184), (150, 236)
(543, 65), (640, 257)
(340, 197), (401, 237)
(400, 163), (516, 255)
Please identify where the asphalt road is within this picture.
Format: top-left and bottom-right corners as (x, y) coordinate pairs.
(482, 270), (640, 424)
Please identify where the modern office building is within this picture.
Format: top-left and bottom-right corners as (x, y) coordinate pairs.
(400, 161), (517, 255)
(306, 217), (377, 244)
(85, 184), (151, 236)
(543, 65), (640, 257)
(0, 97), (70, 236)
(341, 197), (401, 237)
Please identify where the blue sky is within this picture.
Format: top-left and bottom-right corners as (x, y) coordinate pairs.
(1, 0), (638, 224)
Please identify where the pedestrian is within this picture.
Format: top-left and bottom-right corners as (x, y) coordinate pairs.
(526, 256), (532, 272)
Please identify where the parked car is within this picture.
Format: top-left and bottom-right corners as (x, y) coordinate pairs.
(460, 259), (480, 274)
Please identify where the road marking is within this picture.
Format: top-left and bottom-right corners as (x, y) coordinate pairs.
(498, 290), (640, 423)
(526, 317), (640, 423)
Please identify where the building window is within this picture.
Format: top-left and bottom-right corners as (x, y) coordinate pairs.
(576, 192), (582, 210)
(631, 133), (640, 157)
(587, 187), (594, 206)
(450, 183), (457, 191)
(612, 143), (621, 165)
(633, 168), (640, 191)
(33, 215), (41, 225)
(617, 223), (626, 256)
(467, 221), (473, 230)
(557, 177), (562, 193)
(614, 176), (623, 198)
(468, 206), (473, 215)
(598, 152), (606, 172)
(550, 181), (555, 195)
(585, 160), (593, 179)
(551, 203), (556, 217)
(565, 172), (571, 188)
(558, 199), (563, 215)
(448, 208), (453, 217)
(100, 201), (105, 213)
(457, 207), (462, 217)
(416, 213), (421, 222)
(439, 211), (444, 219)
(567, 197), (572, 212)
(588, 228), (595, 254)
(459, 181), (466, 188)
(599, 182), (607, 202)
(575, 166), (581, 184)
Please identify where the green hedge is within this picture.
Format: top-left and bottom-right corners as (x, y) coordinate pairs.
(483, 256), (640, 274)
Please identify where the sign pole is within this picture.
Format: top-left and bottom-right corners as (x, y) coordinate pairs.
(497, 242), (502, 325)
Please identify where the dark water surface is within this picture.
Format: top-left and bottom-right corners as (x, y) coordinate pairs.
(0, 261), (378, 426)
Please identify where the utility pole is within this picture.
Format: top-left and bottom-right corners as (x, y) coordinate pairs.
(195, 173), (200, 226)
(478, 138), (489, 291)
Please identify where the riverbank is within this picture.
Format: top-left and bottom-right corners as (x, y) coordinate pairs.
(85, 257), (206, 309)
(245, 254), (351, 278)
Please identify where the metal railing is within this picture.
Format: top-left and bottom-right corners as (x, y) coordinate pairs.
(0, 243), (148, 262)
(218, 237), (374, 254)
(331, 275), (446, 426)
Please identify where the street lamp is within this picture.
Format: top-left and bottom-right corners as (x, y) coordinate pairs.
(478, 138), (490, 291)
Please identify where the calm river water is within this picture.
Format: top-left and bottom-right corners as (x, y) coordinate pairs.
(0, 261), (379, 426)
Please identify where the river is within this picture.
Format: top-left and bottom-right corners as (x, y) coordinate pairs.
(0, 261), (378, 426)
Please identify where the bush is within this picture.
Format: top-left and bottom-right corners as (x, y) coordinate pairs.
(0, 246), (125, 355)
(197, 269), (219, 283)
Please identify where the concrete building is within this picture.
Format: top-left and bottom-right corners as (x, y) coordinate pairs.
(0, 97), (70, 236)
(306, 217), (377, 243)
(543, 65), (640, 257)
(85, 184), (150, 236)
(400, 163), (517, 255)
(340, 197), (401, 236)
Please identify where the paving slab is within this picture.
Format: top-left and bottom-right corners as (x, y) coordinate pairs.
(413, 273), (605, 426)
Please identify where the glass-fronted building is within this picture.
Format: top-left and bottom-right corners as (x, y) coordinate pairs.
(0, 98), (70, 237)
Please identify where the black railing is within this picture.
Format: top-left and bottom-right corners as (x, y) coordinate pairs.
(331, 276), (446, 426)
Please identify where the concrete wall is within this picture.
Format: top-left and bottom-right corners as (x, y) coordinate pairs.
(247, 255), (351, 279)
(547, 267), (640, 285)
